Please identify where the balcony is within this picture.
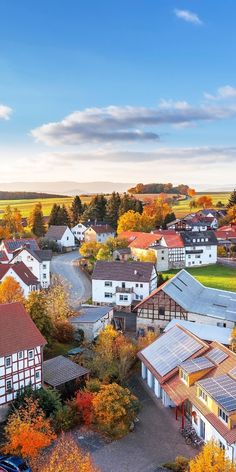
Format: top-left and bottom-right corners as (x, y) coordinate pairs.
(116, 286), (134, 294)
(186, 249), (203, 255)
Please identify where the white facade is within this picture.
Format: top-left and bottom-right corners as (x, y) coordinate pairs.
(185, 244), (217, 267)
(92, 269), (157, 306)
(11, 249), (50, 288)
(0, 267), (39, 298)
(84, 227), (115, 243)
(71, 223), (87, 242)
(0, 346), (43, 407)
(58, 227), (75, 247)
(71, 308), (113, 341)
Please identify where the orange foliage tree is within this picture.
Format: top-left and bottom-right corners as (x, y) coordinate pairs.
(92, 383), (139, 438)
(189, 440), (236, 472)
(0, 276), (25, 304)
(76, 391), (94, 426)
(36, 434), (99, 472)
(227, 205), (236, 223)
(117, 210), (154, 234)
(143, 198), (172, 226)
(137, 331), (159, 350)
(3, 397), (56, 459)
(196, 195), (213, 209)
(187, 188), (196, 197)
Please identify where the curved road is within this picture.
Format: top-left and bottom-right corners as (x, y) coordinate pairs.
(51, 251), (92, 308)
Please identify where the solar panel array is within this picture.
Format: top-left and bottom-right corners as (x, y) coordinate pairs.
(198, 374), (236, 412)
(206, 348), (228, 365)
(141, 326), (203, 377)
(7, 240), (38, 251)
(180, 356), (214, 374)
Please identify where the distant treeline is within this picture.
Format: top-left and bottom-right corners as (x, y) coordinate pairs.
(0, 191), (68, 200)
(128, 183), (192, 195)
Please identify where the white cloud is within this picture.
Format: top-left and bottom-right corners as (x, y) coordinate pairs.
(205, 85), (236, 101)
(0, 104), (12, 120)
(31, 101), (236, 146)
(174, 9), (202, 25)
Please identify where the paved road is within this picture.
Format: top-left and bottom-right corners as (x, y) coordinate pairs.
(217, 257), (236, 268)
(51, 251), (92, 308)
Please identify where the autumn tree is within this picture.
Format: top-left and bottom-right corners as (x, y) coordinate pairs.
(138, 249), (157, 263)
(29, 202), (46, 237)
(189, 440), (236, 472)
(227, 205), (236, 223)
(143, 197), (172, 227)
(189, 199), (198, 210)
(36, 434), (99, 472)
(25, 291), (54, 341)
(117, 210), (154, 234)
(80, 241), (102, 259)
(76, 391), (95, 426)
(137, 331), (158, 350)
(3, 397), (56, 459)
(45, 275), (74, 322)
(227, 189), (236, 208)
(93, 383), (139, 438)
(196, 195), (213, 209)
(3, 205), (23, 237)
(0, 226), (11, 241)
(187, 188), (196, 197)
(0, 276), (24, 304)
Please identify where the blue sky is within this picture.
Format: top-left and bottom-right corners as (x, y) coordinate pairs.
(0, 0), (236, 188)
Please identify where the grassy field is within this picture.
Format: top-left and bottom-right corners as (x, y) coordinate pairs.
(163, 264), (236, 292)
(0, 191), (230, 219)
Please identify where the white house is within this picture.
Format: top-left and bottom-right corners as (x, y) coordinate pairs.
(0, 302), (46, 420)
(136, 269), (236, 334)
(84, 224), (115, 243)
(11, 247), (52, 289)
(71, 222), (87, 242)
(138, 325), (236, 462)
(45, 225), (75, 248)
(0, 238), (39, 261)
(92, 261), (157, 309)
(70, 305), (114, 341)
(0, 262), (40, 297)
(181, 231), (218, 267)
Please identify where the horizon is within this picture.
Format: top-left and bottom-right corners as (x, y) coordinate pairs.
(0, 1), (236, 186)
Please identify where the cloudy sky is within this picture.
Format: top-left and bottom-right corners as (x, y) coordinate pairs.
(0, 0), (236, 189)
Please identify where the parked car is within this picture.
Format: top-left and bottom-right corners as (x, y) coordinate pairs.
(0, 467), (8, 472)
(0, 456), (31, 472)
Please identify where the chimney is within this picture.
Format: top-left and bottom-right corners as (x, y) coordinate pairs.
(134, 269), (138, 275)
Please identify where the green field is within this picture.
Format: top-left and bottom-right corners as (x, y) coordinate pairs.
(163, 264), (236, 292)
(172, 192), (230, 218)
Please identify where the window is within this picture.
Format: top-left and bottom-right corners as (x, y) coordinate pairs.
(121, 282), (125, 288)
(219, 441), (226, 450)
(104, 281), (112, 287)
(180, 369), (188, 384)
(35, 371), (40, 380)
(18, 351), (23, 360)
(161, 257), (164, 260)
(140, 283), (143, 288)
(135, 283), (138, 287)
(147, 326), (154, 332)
(43, 264), (47, 269)
(5, 356), (11, 367)
(6, 379), (12, 392)
(158, 306), (165, 317)
(28, 350), (34, 359)
(104, 292), (112, 298)
(217, 322), (227, 327)
(119, 295), (128, 301)
(140, 295), (143, 300)
(199, 388), (208, 403)
(43, 273), (47, 279)
(218, 408), (228, 424)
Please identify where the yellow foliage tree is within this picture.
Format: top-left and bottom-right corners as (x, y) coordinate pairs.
(3, 205), (23, 237)
(80, 241), (103, 258)
(196, 195), (213, 209)
(0, 276), (25, 304)
(189, 441), (236, 472)
(227, 205), (236, 223)
(137, 331), (159, 350)
(37, 434), (99, 472)
(143, 198), (172, 226)
(3, 397), (56, 459)
(139, 249), (157, 263)
(117, 210), (154, 234)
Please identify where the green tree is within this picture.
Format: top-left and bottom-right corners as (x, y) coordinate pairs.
(48, 204), (60, 225)
(227, 189), (236, 208)
(106, 192), (121, 229)
(119, 193), (143, 217)
(71, 195), (83, 225)
(57, 204), (70, 226)
(83, 194), (107, 222)
(25, 291), (54, 341)
(29, 202), (46, 237)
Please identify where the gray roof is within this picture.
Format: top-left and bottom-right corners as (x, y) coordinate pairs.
(162, 270), (236, 322)
(70, 305), (113, 323)
(43, 355), (89, 387)
(114, 247), (131, 255)
(92, 261), (156, 282)
(45, 225), (70, 240)
(164, 319), (232, 345)
(180, 230), (218, 246)
(12, 247), (52, 263)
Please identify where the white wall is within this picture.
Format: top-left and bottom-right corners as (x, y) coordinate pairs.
(60, 227), (75, 247)
(84, 227), (115, 243)
(0, 268), (37, 298)
(72, 223), (87, 242)
(12, 249), (50, 288)
(185, 245), (217, 267)
(92, 279), (152, 305)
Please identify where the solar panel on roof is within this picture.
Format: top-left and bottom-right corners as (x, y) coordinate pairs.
(198, 374), (236, 412)
(141, 326), (203, 377)
(180, 356), (214, 374)
(206, 348), (228, 364)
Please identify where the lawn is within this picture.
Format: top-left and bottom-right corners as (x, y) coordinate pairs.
(44, 340), (81, 360)
(163, 264), (236, 292)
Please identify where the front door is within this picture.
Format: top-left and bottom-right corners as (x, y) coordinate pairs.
(200, 419), (205, 439)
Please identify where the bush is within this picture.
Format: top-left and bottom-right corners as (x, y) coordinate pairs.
(75, 328), (84, 343)
(163, 456), (189, 471)
(217, 246), (227, 257)
(11, 386), (62, 417)
(51, 405), (78, 433)
(85, 378), (102, 393)
(54, 320), (75, 343)
(76, 391), (94, 426)
(39, 238), (59, 252)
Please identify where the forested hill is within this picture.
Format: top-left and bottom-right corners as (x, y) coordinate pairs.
(128, 183), (194, 195)
(0, 191), (68, 200)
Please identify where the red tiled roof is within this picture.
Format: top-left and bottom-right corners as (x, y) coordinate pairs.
(0, 302), (46, 357)
(119, 231), (162, 249)
(216, 230), (236, 240)
(89, 224), (114, 234)
(160, 232), (184, 248)
(0, 251), (8, 262)
(0, 262), (39, 286)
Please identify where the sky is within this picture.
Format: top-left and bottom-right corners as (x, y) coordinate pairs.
(0, 0), (236, 189)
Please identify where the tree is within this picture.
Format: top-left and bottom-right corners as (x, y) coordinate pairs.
(118, 193), (143, 217)
(227, 189), (236, 208)
(187, 188), (196, 197)
(11, 385), (62, 418)
(163, 212), (176, 227)
(227, 205), (236, 223)
(0, 276), (24, 304)
(0, 226), (11, 241)
(83, 194), (107, 222)
(117, 210), (154, 234)
(189, 440), (236, 472)
(45, 276), (74, 322)
(143, 198), (172, 227)
(137, 331), (158, 350)
(80, 241), (103, 258)
(106, 192), (121, 229)
(3, 205), (23, 237)
(96, 245), (112, 261)
(49, 204), (60, 225)
(139, 249), (157, 263)
(196, 195), (213, 209)
(25, 291), (54, 341)
(71, 195), (83, 225)
(3, 397), (56, 459)
(189, 199), (198, 210)
(36, 434), (99, 472)
(48, 204), (70, 226)
(93, 383), (139, 438)
(76, 391), (94, 426)
(29, 202), (46, 237)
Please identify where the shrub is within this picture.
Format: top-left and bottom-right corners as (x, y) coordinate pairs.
(11, 386), (62, 418)
(163, 456), (190, 471)
(76, 391), (94, 426)
(85, 378), (102, 393)
(54, 320), (75, 343)
(51, 405), (78, 433)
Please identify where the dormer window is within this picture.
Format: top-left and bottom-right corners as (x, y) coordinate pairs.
(218, 408), (228, 424)
(180, 369), (188, 384)
(199, 388), (208, 404)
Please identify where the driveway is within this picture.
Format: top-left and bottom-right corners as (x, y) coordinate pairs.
(218, 257), (236, 268)
(51, 251), (92, 307)
(91, 377), (195, 472)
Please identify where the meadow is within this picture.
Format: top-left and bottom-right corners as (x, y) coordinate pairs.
(0, 191), (230, 219)
(163, 264), (236, 292)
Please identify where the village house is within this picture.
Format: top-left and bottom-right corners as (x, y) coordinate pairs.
(45, 225), (75, 248)
(70, 305), (114, 341)
(113, 247), (132, 261)
(215, 224), (236, 252)
(0, 262), (40, 297)
(138, 324), (236, 462)
(0, 238), (39, 261)
(84, 224), (115, 243)
(167, 214), (218, 232)
(158, 232), (185, 269)
(118, 231), (161, 260)
(181, 230), (218, 267)
(11, 247), (52, 289)
(71, 222), (87, 242)
(136, 269), (236, 333)
(0, 302), (46, 420)
(92, 261), (157, 310)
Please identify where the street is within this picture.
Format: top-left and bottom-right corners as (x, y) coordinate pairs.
(51, 251), (92, 308)
(217, 257), (236, 269)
